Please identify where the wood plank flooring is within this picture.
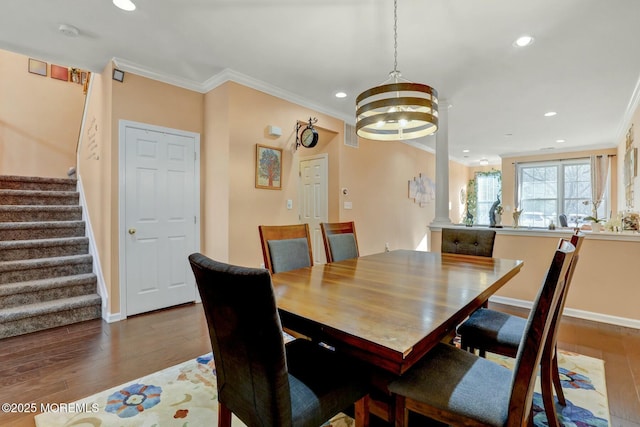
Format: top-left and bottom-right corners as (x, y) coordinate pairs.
(1, 302), (638, 427)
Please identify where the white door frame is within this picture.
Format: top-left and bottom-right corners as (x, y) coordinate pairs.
(117, 120), (201, 319)
(298, 153), (329, 264)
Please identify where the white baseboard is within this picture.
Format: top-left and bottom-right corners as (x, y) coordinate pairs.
(77, 178), (109, 322)
(489, 295), (640, 330)
(105, 312), (125, 323)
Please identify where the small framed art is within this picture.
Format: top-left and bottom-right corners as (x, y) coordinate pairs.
(256, 144), (282, 190)
(28, 58), (47, 76)
(51, 64), (69, 81)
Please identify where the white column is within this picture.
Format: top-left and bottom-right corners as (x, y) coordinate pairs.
(430, 102), (452, 226)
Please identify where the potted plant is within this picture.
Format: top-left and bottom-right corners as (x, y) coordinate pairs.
(583, 200), (605, 232)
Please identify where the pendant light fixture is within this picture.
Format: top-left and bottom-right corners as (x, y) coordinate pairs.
(356, 0), (438, 141)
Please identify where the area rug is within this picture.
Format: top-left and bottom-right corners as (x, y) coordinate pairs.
(35, 349), (609, 427)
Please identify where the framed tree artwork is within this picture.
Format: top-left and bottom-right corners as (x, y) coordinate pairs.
(256, 144), (282, 190)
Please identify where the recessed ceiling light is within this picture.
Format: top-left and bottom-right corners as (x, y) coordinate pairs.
(462, 149), (470, 153)
(544, 111), (557, 117)
(335, 92), (347, 99)
(113, 0), (136, 11)
(556, 139), (566, 143)
(514, 35), (535, 47)
(479, 159), (489, 166)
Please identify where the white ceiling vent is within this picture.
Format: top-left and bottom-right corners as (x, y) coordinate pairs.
(344, 123), (359, 148)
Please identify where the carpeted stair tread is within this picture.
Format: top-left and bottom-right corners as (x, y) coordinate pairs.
(0, 294), (101, 320)
(0, 205), (82, 222)
(0, 175), (76, 191)
(0, 273), (97, 309)
(0, 254), (93, 284)
(0, 273), (97, 296)
(0, 237), (89, 261)
(0, 254), (92, 272)
(0, 189), (79, 206)
(0, 174), (100, 339)
(0, 220), (85, 241)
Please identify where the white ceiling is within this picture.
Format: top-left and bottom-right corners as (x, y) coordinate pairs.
(2, 0), (640, 165)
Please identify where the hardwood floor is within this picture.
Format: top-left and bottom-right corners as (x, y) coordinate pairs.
(1, 302), (638, 427)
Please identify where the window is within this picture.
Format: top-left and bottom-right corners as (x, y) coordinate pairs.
(516, 159), (607, 228)
(474, 171), (501, 225)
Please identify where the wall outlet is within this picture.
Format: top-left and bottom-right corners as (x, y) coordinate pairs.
(385, 242), (390, 252)
(344, 201), (352, 209)
(286, 199), (293, 210)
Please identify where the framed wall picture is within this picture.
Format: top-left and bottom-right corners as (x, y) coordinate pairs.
(51, 64), (69, 81)
(256, 144), (282, 190)
(28, 58), (47, 76)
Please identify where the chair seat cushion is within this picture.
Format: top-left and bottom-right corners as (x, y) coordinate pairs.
(286, 339), (369, 427)
(388, 343), (512, 427)
(457, 308), (526, 353)
(268, 238), (311, 273)
(327, 233), (358, 262)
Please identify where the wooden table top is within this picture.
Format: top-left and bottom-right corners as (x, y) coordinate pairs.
(271, 249), (524, 374)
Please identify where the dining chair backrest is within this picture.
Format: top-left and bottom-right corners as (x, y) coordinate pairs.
(188, 253), (371, 427)
(559, 214), (568, 227)
(544, 231), (583, 359)
(506, 240), (575, 425)
(188, 253), (293, 424)
(321, 221), (360, 263)
(441, 228), (496, 257)
(259, 224), (313, 273)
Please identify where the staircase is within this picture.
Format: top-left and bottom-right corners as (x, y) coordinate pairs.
(0, 175), (101, 339)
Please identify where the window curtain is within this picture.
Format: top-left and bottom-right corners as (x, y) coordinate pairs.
(514, 162), (520, 210)
(590, 155), (610, 212)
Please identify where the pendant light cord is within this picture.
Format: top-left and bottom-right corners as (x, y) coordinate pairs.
(393, 0), (398, 73)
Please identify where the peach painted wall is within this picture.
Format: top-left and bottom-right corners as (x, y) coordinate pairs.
(206, 82), (345, 268)
(77, 65), (114, 312)
(339, 138), (436, 253)
(449, 160), (469, 224)
(431, 229), (639, 323)
(201, 82), (439, 267)
(0, 49), (85, 177)
(501, 149), (618, 226)
(103, 65), (204, 314)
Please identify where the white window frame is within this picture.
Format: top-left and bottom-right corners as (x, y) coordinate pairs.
(515, 158), (609, 228)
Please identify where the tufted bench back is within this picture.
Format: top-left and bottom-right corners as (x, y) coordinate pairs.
(441, 228), (496, 257)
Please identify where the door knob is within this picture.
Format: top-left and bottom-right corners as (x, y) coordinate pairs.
(128, 228), (136, 235)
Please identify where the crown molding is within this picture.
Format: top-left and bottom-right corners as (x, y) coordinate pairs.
(111, 58), (354, 124)
(616, 70), (640, 142)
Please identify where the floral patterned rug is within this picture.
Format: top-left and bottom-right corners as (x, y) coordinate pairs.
(35, 349), (609, 427)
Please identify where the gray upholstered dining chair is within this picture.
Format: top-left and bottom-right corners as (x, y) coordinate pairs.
(388, 240), (575, 427)
(188, 253), (371, 427)
(441, 228), (496, 257)
(456, 232), (584, 427)
(259, 224), (313, 273)
(321, 221), (360, 263)
(558, 214), (568, 227)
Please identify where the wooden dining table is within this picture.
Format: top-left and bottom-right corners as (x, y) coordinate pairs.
(271, 249), (524, 376)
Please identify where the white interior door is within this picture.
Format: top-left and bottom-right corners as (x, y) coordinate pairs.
(122, 123), (199, 316)
(299, 154), (328, 264)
